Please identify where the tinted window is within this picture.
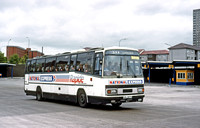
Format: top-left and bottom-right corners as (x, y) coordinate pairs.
(70, 55), (77, 71)
(45, 57), (56, 72)
(76, 52), (94, 74)
(30, 59), (36, 72)
(35, 59), (45, 72)
(26, 60), (31, 73)
(56, 55), (70, 72)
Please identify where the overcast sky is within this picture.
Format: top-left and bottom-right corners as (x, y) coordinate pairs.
(0, 0), (199, 55)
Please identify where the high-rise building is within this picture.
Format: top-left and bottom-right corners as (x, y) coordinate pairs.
(193, 9), (200, 47)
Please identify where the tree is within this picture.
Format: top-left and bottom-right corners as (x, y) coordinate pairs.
(19, 55), (28, 64)
(9, 54), (20, 64)
(0, 52), (6, 63)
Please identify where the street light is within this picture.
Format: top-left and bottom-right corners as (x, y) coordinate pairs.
(26, 37), (30, 48)
(119, 38), (127, 47)
(26, 37), (30, 59)
(8, 39), (11, 46)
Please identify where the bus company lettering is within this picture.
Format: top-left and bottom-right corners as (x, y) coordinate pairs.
(55, 75), (84, 84)
(40, 75), (55, 82)
(109, 80), (143, 85)
(70, 75), (84, 84)
(29, 76), (39, 81)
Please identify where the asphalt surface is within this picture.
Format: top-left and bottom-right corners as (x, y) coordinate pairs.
(0, 78), (200, 128)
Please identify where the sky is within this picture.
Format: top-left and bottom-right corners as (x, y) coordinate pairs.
(0, 0), (200, 55)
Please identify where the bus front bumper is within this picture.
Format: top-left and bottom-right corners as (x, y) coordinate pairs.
(88, 94), (145, 105)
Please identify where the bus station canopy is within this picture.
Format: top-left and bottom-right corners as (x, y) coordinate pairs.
(142, 60), (200, 68)
(0, 63), (16, 66)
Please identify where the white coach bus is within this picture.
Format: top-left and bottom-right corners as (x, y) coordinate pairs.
(24, 47), (144, 107)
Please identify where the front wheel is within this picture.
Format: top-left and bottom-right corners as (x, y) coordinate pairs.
(77, 90), (88, 107)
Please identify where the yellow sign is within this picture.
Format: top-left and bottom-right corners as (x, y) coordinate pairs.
(198, 64), (200, 68)
(131, 56), (139, 60)
(168, 65), (174, 68)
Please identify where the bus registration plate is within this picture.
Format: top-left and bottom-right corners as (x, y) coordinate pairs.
(123, 96), (132, 99)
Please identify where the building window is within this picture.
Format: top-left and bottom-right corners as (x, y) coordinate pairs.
(178, 73), (185, 79)
(187, 73), (194, 79)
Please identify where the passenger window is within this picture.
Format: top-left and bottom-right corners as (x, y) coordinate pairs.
(45, 57), (56, 72)
(35, 59), (45, 72)
(30, 60), (36, 72)
(56, 55), (70, 72)
(70, 55), (77, 71)
(76, 52), (94, 74)
(26, 60), (31, 73)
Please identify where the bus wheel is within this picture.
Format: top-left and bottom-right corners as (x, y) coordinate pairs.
(77, 90), (88, 107)
(36, 87), (43, 101)
(111, 103), (122, 108)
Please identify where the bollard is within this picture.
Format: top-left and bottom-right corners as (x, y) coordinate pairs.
(169, 78), (171, 87)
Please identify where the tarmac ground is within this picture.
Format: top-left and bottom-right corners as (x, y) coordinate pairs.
(0, 78), (200, 128)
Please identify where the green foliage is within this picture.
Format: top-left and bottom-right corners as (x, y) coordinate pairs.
(0, 52), (7, 63)
(19, 55), (28, 64)
(9, 54), (20, 64)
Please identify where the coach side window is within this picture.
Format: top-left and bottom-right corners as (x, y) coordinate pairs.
(35, 59), (45, 72)
(30, 60), (36, 72)
(56, 55), (70, 72)
(70, 55), (77, 71)
(76, 52), (94, 74)
(26, 60), (31, 73)
(45, 57), (56, 72)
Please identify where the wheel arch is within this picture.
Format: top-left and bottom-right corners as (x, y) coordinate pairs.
(36, 86), (43, 97)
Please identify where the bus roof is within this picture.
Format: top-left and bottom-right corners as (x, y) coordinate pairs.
(28, 46), (138, 60)
(104, 46), (138, 51)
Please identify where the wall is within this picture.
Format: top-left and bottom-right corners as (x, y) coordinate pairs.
(140, 55), (148, 61)
(156, 54), (169, 61)
(7, 64), (25, 77)
(169, 49), (186, 60)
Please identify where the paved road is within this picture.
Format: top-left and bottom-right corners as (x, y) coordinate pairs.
(0, 78), (200, 128)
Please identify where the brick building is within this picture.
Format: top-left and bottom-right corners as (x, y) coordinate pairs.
(7, 46), (44, 59)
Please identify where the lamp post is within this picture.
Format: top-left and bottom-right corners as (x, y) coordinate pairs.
(26, 37), (30, 48)
(119, 38), (127, 47)
(8, 39), (11, 46)
(26, 37), (30, 58)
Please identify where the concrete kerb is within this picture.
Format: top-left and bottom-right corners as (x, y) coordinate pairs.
(145, 82), (200, 88)
(0, 77), (24, 80)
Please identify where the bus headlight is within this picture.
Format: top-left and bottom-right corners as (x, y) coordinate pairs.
(106, 89), (118, 95)
(137, 88), (144, 93)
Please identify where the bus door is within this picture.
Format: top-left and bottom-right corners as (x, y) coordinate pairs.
(94, 53), (103, 76)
